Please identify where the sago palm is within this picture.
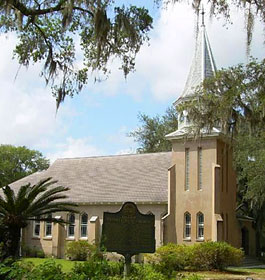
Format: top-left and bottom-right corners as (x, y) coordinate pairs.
(0, 177), (77, 258)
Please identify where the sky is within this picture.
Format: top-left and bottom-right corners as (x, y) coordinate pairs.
(0, 2), (264, 163)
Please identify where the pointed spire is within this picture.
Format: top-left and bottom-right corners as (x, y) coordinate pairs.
(201, 5), (205, 27)
(174, 8), (217, 107)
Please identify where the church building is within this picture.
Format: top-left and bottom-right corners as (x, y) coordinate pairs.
(9, 13), (256, 258)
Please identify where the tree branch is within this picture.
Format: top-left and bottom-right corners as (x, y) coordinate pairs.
(9, 0), (93, 17)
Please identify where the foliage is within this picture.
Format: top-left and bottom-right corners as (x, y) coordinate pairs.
(65, 240), (101, 261)
(27, 260), (66, 280)
(189, 241), (243, 271)
(0, 0), (263, 107)
(0, 0), (153, 108)
(0, 259), (34, 280)
(129, 106), (178, 153)
(147, 242), (243, 273)
(129, 263), (167, 280)
(146, 243), (191, 277)
(0, 177), (77, 259)
(178, 58), (265, 251)
(70, 258), (122, 280)
(21, 244), (45, 258)
(0, 145), (49, 188)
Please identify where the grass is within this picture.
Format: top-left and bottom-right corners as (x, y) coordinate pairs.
(22, 257), (84, 273)
(22, 258), (265, 279)
(182, 267), (265, 279)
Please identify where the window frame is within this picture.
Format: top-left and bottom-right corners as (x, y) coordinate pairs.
(80, 213), (88, 239)
(67, 213), (75, 239)
(197, 212), (204, 241)
(45, 214), (52, 237)
(33, 216), (40, 238)
(183, 212), (191, 240)
(185, 148), (190, 191)
(198, 147), (202, 190)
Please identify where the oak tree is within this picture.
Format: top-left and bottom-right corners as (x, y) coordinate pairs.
(0, 145), (49, 188)
(1, 0), (264, 108)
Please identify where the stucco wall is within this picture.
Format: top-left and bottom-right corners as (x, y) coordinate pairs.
(22, 203), (167, 258)
(170, 138), (217, 244)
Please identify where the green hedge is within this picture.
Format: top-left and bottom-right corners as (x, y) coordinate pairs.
(147, 242), (243, 272)
(65, 240), (102, 261)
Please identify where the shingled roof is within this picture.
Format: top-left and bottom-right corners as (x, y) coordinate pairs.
(10, 152), (171, 204)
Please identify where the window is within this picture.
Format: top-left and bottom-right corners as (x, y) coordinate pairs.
(68, 213), (75, 238)
(197, 212), (204, 240)
(185, 148), (190, 190)
(226, 213), (229, 241)
(80, 213), (88, 238)
(198, 147), (202, 190)
(33, 216), (40, 237)
(184, 212), (191, 239)
(45, 214), (52, 237)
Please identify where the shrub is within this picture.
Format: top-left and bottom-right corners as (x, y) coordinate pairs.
(146, 243), (191, 277)
(0, 260), (36, 280)
(65, 240), (101, 261)
(27, 260), (66, 280)
(189, 241), (244, 271)
(21, 244), (45, 258)
(71, 258), (122, 280)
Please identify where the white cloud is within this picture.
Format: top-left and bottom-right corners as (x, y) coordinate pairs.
(47, 137), (103, 163)
(0, 34), (78, 151)
(107, 126), (137, 154)
(81, 3), (265, 103)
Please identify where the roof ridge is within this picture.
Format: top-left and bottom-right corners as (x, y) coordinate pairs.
(55, 151), (171, 161)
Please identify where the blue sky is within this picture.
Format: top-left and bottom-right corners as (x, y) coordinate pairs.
(0, 2), (264, 162)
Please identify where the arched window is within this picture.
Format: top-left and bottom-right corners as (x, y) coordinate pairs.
(80, 213), (88, 238)
(197, 212), (204, 240)
(68, 213), (75, 238)
(33, 216), (40, 237)
(184, 212), (191, 239)
(45, 214), (52, 237)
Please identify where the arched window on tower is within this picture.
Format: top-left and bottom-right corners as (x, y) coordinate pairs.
(184, 212), (191, 240)
(80, 213), (88, 238)
(197, 212), (204, 240)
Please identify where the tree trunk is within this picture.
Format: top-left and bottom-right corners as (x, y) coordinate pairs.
(7, 226), (21, 258)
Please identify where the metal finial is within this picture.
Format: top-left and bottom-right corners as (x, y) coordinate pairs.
(201, 5), (205, 27)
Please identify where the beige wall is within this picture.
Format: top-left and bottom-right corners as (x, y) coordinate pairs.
(23, 203), (167, 258)
(165, 135), (249, 252)
(170, 138), (217, 244)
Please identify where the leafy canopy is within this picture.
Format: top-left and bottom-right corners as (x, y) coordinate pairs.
(129, 106), (178, 153)
(0, 0), (264, 108)
(0, 145), (49, 188)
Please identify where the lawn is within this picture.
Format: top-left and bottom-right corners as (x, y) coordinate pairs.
(22, 258), (265, 279)
(183, 267), (265, 279)
(22, 257), (84, 273)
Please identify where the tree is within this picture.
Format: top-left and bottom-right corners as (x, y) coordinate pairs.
(0, 177), (77, 259)
(129, 106), (178, 153)
(178, 58), (265, 253)
(0, 145), (49, 188)
(0, 0), (264, 108)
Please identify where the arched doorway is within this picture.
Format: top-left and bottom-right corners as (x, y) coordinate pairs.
(241, 227), (249, 255)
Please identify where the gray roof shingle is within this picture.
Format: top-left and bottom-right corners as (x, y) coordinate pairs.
(9, 152), (171, 204)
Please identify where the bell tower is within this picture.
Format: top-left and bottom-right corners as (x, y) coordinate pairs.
(163, 8), (243, 251)
(173, 6), (217, 133)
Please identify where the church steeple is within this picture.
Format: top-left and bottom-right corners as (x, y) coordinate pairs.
(166, 8), (218, 138)
(174, 8), (217, 107)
